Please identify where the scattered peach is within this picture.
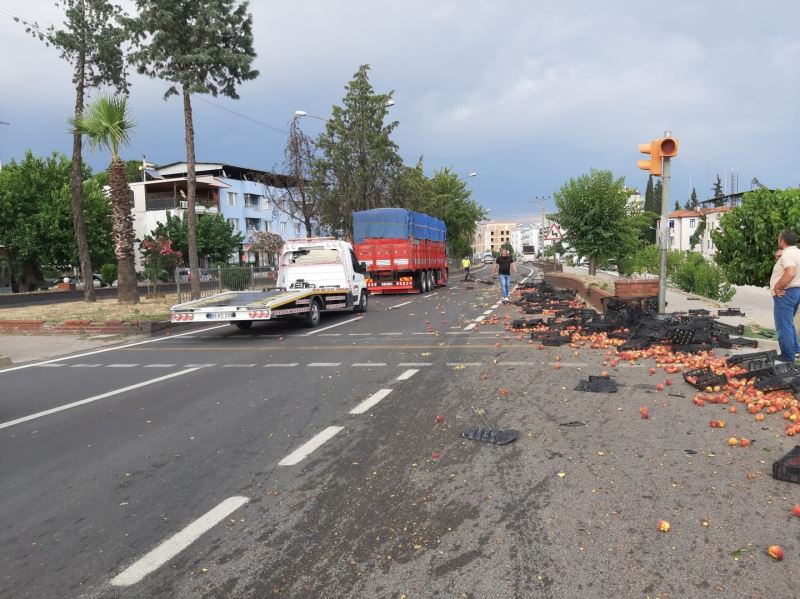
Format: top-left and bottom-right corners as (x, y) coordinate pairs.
(755, 413), (765, 421)
(435, 415), (445, 423)
(657, 520), (670, 532)
(739, 438), (750, 447)
(710, 421), (719, 428)
(767, 545), (784, 560)
(791, 505), (800, 518)
(655, 383), (665, 391)
(553, 363), (562, 370)
(727, 437), (738, 446)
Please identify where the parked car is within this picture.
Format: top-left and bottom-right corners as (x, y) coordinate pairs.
(49, 274), (107, 290)
(483, 252), (495, 264)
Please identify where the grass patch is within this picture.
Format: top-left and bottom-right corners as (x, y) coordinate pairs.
(0, 295), (175, 324)
(743, 324), (777, 341)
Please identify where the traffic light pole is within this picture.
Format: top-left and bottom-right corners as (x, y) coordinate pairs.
(658, 156), (671, 314)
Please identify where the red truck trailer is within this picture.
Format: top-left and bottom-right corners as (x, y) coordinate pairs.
(353, 208), (448, 294)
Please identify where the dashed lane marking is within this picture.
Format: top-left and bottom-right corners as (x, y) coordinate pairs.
(482, 310), (493, 315)
(71, 363), (102, 368)
(445, 331), (470, 335)
(348, 333), (371, 336)
(352, 362), (387, 367)
(349, 389), (393, 414)
(110, 496), (250, 587)
(396, 369), (419, 381)
(263, 363), (299, 368)
(319, 333), (342, 337)
(107, 364), (139, 368)
(0, 368), (202, 431)
(279, 426), (344, 466)
(221, 364), (256, 368)
(143, 364), (176, 368)
(184, 363), (217, 368)
(464, 323), (477, 331)
(303, 316), (362, 337)
(387, 301), (413, 310)
(380, 332), (403, 336)
(397, 362), (433, 367)
(307, 362), (342, 367)
(447, 362), (483, 367)
(38, 364), (65, 368)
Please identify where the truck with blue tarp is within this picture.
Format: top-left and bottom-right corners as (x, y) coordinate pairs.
(353, 208), (448, 294)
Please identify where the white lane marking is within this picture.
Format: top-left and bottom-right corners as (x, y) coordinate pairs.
(107, 364), (139, 368)
(37, 364), (65, 368)
(473, 317), (484, 322)
(398, 362), (433, 367)
(551, 362), (588, 367)
(71, 363), (102, 368)
(348, 333), (371, 336)
(307, 362), (342, 367)
(184, 363), (216, 368)
(426, 292), (439, 298)
(412, 332), (435, 335)
(482, 310), (493, 315)
(0, 324), (228, 374)
(499, 361), (537, 366)
(0, 368), (201, 431)
(110, 496), (249, 587)
(263, 363), (299, 368)
(447, 362), (482, 367)
(303, 316), (362, 336)
(396, 369), (419, 381)
(319, 333), (342, 336)
(387, 301), (413, 310)
(279, 426), (344, 465)
(350, 389), (393, 414)
(352, 362), (387, 367)
(464, 323), (477, 330)
(446, 331), (470, 335)
(222, 364), (256, 368)
(380, 332), (403, 336)
(144, 364), (176, 368)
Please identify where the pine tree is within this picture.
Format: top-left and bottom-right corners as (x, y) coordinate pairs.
(654, 180), (663, 212)
(643, 175), (656, 213)
(689, 187), (699, 209)
(674, 200), (680, 211)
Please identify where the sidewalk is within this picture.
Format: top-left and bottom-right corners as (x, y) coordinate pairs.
(0, 334), (136, 366)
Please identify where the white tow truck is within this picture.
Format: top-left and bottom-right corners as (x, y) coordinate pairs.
(170, 238), (369, 330)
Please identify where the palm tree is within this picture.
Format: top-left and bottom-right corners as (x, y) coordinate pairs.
(70, 95), (139, 304)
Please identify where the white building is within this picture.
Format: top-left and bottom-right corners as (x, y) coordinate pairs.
(657, 206), (731, 257)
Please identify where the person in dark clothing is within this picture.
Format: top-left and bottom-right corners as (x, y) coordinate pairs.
(491, 248), (517, 301)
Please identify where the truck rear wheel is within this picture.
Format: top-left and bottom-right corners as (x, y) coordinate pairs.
(420, 271), (429, 293)
(235, 321), (253, 330)
(305, 299), (321, 327)
(428, 270), (436, 290)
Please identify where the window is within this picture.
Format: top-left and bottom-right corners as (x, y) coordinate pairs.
(669, 220), (674, 229)
(294, 223), (302, 236)
(244, 193), (260, 208)
(227, 218), (239, 230)
(264, 220), (271, 232)
(227, 192), (238, 206)
(689, 218), (696, 228)
(264, 197), (271, 210)
(245, 218), (260, 232)
(280, 222), (287, 234)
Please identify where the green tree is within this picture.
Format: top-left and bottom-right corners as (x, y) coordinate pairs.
(71, 94), (138, 303)
(654, 179), (663, 213)
(553, 169), (632, 275)
(712, 175), (725, 206)
(18, 0), (128, 301)
(313, 64), (402, 239)
(0, 151), (112, 291)
(712, 188), (800, 286)
(143, 212), (244, 266)
(643, 175), (656, 213)
(674, 200), (680, 211)
(689, 187), (699, 209)
(126, 0), (258, 299)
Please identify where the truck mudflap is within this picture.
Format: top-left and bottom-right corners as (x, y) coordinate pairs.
(170, 288), (353, 322)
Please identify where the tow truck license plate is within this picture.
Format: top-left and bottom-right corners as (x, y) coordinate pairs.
(213, 312), (236, 319)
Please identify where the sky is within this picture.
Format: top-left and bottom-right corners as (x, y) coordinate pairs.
(1, 0), (798, 223)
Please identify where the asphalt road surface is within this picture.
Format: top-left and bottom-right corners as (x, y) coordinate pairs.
(1, 264), (797, 598)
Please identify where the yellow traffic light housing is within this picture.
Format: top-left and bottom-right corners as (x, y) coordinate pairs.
(637, 136), (678, 177)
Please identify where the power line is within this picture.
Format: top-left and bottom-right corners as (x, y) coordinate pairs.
(194, 96), (288, 136)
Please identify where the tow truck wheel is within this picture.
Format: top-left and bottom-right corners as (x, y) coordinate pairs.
(305, 299), (321, 327)
(354, 291), (368, 313)
(235, 321), (253, 330)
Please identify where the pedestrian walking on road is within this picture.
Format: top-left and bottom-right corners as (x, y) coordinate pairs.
(770, 230), (800, 362)
(462, 256), (472, 281)
(492, 248), (517, 302)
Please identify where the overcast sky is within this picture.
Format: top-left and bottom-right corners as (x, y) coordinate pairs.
(1, 0), (798, 221)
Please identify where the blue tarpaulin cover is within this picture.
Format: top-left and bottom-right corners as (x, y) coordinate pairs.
(353, 208), (447, 243)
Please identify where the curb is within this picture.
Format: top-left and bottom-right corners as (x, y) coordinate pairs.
(0, 355), (11, 366)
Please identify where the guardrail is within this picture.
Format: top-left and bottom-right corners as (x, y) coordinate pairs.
(175, 266), (277, 303)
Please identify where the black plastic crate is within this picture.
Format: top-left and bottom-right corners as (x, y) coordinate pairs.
(727, 337), (758, 348)
(772, 445), (800, 484)
(713, 321), (745, 335)
(542, 336), (568, 346)
(585, 322), (613, 333)
(727, 350), (777, 367)
(683, 367), (727, 390)
(718, 308), (744, 317)
(688, 308), (710, 316)
(673, 343), (714, 354)
(618, 338), (653, 351)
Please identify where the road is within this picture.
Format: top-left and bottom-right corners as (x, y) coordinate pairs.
(1, 264), (797, 598)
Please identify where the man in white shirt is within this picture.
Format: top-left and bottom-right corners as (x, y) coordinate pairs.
(770, 230), (800, 362)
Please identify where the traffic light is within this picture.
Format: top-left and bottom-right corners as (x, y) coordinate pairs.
(637, 136), (678, 177)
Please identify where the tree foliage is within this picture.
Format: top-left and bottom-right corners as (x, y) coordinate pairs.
(392, 161), (485, 258)
(141, 212), (244, 266)
(126, 0), (258, 298)
(684, 187), (699, 210)
(643, 175), (657, 213)
(712, 188), (800, 286)
(0, 151), (112, 290)
(552, 169), (633, 275)
(19, 0), (128, 301)
(313, 64), (402, 239)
